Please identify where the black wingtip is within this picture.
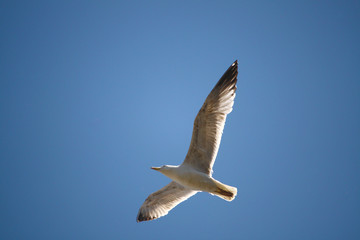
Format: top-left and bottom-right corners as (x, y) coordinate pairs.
(136, 211), (157, 223)
(136, 213), (143, 222)
(212, 60), (238, 90)
(229, 60), (238, 71)
(136, 211), (145, 222)
(227, 60), (238, 76)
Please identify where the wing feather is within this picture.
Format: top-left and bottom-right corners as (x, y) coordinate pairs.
(182, 61), (238, 175)
(136, 181), (197, 222)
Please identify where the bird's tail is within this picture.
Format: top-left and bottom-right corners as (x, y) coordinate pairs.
(211, 179), (237, 201)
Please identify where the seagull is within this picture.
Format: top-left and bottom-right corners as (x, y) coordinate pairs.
(137, 60), (238, 222)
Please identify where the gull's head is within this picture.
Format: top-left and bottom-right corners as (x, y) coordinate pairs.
(151, 165), (177, 173)
(151, 165), (178, 178)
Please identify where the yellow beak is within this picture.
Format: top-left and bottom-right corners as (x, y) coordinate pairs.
(151, 167), (161, 171)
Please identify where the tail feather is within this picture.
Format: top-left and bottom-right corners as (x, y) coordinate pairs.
(212, 179), (237, 201)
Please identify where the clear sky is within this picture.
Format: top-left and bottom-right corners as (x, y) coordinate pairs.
(1, 0), (359, 239)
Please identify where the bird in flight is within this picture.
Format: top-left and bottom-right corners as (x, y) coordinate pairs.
(137, 60), (238, 222)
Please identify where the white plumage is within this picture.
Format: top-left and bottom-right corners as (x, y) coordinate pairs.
(137, 61), (238, 222)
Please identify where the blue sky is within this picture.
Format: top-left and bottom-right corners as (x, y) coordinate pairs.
(1, 0), (360, 239)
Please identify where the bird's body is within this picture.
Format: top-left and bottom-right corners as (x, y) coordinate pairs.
(155, 164), (236, 200)
(155, 165), (213, 192)
(137, 61), (239, 222)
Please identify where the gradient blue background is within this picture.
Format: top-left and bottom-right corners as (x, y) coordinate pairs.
(1, 1), (359, 239)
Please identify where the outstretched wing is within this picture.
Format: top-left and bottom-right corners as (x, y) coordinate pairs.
(182, 61), (238, 175)
(137, 181), (197, 222)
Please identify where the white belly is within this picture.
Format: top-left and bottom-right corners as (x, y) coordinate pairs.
(167, 166), (217, 192)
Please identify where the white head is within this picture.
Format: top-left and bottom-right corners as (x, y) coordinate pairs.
(151, 165), (178, 175)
